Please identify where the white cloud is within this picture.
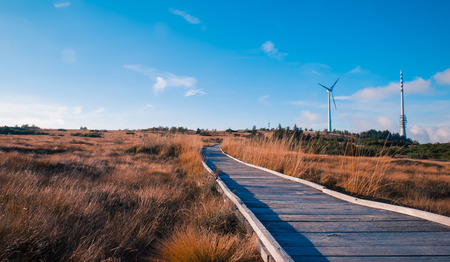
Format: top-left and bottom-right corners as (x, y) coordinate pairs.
(407, 77), (432, 93)
(124, 64), (201, 96)
(61, 49), (76, 63)
(348, 65), (366, 74)
(433, 68), (450, 85)
(145, 104), (154, 108)
(261, 41), (287, 60)
(334, 96), (351, 100)
(73, 106), (83, 115)
(169, 8), (201, 24)
(258, 95), (270, 105)
(376, 116), (394, 130)
(184, 89), (206, 97)
(154, 76), (167, 94)
(409, 125), (450, 143)
(297, 110), (323, 122)
(0, 97), (107, 128)
(294, 110), (326, 130)
(352, 77), (431, 100)
(348, 115), (395, 134)
(290, 100), (326, 109)
(54, 2), (70, 8)
(89, 107), (105, 117)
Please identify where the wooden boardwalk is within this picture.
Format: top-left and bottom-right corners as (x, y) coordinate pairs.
(203, 145), (450, 262)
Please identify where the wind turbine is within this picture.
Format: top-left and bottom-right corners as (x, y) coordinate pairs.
(318, 77), (339, 132)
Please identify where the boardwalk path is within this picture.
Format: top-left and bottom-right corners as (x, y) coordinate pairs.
(203, 145), (450, 262)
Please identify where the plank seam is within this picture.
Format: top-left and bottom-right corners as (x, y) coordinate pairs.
(219, 147), (450, 227)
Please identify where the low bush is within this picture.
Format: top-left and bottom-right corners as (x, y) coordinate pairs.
(70, 132), (102, 138)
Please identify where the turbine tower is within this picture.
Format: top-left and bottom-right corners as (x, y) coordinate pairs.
(318, 77), (339, 132)
(399, 70), (407, 138)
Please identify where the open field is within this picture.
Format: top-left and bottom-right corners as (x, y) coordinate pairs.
(222, 135), (450, 216)
(1, 126), (448, 260)
(0, 130), (260, 261)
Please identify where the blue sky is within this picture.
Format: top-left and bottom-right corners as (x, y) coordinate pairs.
(0, 0), (449, 143)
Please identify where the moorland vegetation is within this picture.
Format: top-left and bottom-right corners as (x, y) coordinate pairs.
(0, 129), (260, 261)
(222, 126), (450, 215)
(1, 124), (448, 261)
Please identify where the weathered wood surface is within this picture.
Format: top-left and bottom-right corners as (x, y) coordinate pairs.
(203, 145), (450, 261)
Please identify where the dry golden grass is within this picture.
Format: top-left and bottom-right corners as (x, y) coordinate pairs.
(222, 136), (450, 216)
(0, 130), (260, 261)
(158, 227), (258, 262)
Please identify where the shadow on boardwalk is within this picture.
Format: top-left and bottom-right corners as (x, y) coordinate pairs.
(203, 146), (327, 261)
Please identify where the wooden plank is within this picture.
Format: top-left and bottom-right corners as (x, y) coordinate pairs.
(290, 256), (450, 262)
(242, 200), (363, 207)
(233, 192), (330, 198)
(264, 220), (449, 233)
(233, 190), (327, 197)
(284, 245), (450, 256)
(250, 207), (385, 216)
(256, 213), (420, 222)
(272, 231), (450, 247)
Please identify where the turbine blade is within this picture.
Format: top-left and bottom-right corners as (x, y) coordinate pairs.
(330, 77), (340, 90)
(332, 92), (337, 109)
(318, 83), (331, 91)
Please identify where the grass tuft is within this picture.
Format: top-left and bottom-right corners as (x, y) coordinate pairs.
(159, 227), (258, 262)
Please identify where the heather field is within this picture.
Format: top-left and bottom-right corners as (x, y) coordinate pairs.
(0, 130), (260, 261)
(1, 127), (449, 261)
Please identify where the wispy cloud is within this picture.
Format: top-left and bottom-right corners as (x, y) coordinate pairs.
(349, 115), (395, 134)
(376, 116), (395, 130)
(145, 104), (154, 108)
(54, 2), (70, 8)
(352, 77), (432, 100)
(299, 63), (330, 75)
(73, 106), (82, 115)
(124, 64), (202, 96)
(294, 110), (325, 129)
(258, 95), (270, 105)
(89, 107), (105, 117)
(0, 97), (106, 128)
(433, 68), (450, 85)
(409, 125), (450, 143)
(169, 8), (201, 24)
(347, 65), (367, 74)
(334, 96), (351, 100)
(289, 100), (326, 109)
(261, 41), (287, 60)
(184, 89), (206, 97)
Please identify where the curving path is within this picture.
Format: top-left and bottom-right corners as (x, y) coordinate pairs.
(203, 145), (450, 262)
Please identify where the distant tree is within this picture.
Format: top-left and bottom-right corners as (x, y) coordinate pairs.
(251, 125), (257, 136)
(292, 124), (303, 140)
(273, 124), (285, 140)
(226, 128), (236, 133)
